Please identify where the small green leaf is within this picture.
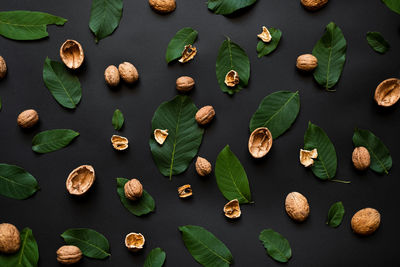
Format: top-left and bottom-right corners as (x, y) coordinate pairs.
(215, 145), (251, 204)
(89, 0), (123, 42)
(382, 0), (400, 14)
(116, 178), (155, 216)
(32, 129), (79, 154)
(61, 228), (110, 259)
(353, 128), (392, 174)
(326, 201), (345, 228)
(0, 164), (39, 200)
(256, 28), (282, 58)
(207, 0), (257, 15)
(259, 229), (291, 263)
(112, 109), (124, 130)
(0, 11), (67, 41)
(43, 57), (82, 109)
(144, 248), (166, 267)
(366, 32), (390, 54)
(179, 225), (233, 267)
(165, 27), (198, 63)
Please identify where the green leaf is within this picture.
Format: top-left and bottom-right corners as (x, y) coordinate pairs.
(112, 109), (124, 130)
(304, 122), (337, 180)
(32, 129), (79, 154)
(249, 91), (300, 138)
(61, 228), (110, 259)
(0, 11), (67, 41)
(0, 228), (39, 267)
(43, 57), (82, 109)
(312, 22), (347, 90)
(165, 27), (198, 63)
(179, 225), (233, 267)
(0, 164), (39, 200)
(256, 28), (282, 58)
(216, 38), (250, 95)
(149, 95), (204, 179)
(353, 128), (392, 174)
(382, 0), (400, 14)
(144, 248), (166, 267)
(207, 0), (257, 15)
(366, 32), (390, 54)
(116, 178), (155, 216)
(89, 0), (123, 42)
(215, 145), (251, 204)
(326, 201), (345, 228)
(259, 229), (291, 263)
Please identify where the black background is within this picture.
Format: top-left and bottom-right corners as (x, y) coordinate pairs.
(1, 0), (400, 266)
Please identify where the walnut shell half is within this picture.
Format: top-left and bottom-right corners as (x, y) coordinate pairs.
(285, 192), (310, 222)
(0, 223), (20, 254)
(301, 0), (328, 10)
(178, 184), (192, 198)
(300, 148), (318, 167)
(66, 165), (95, 196)
(223, 199), (241, 219)
(125, 232), (145, 252)
(111, 135), (129, 151)
(56, 245), (82, 264)
(195, 156), (212, 176)
(248, 127), (273, 158)
(60, 40), (84, 70)
(224, 70), (240, 87)
(374, 78), (400, 107)
(154, 129), (168, 145)
(179, 45), (197, 63)
(257, 26), (272, 43)
(351, 208), (381, 235)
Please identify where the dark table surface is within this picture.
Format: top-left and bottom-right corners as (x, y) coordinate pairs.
(1, 0), (400, 266)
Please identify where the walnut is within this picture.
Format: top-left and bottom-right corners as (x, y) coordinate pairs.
(374, 78), (400, 107)
(59, 40), (84, 70)
(301, 0), (328, 10)
(0, 223), (20, 254)
(17, 109), (39, 128)
(179, 45), (197, 63)
(0, 56), (7, 79)
(299, 148), (318, 167)
(351, 208), (381, 235)
(125, 232), (145, 252)
(352, 147), (370, 171)
(111, 135), (129, 151)
(285, 192), (310, 222)
(195, 106), (215, 126)
(118, 62), (139, 84)
(248, 127), (273, 158)
(223, 199), (241, 219)
(178, 184), (192, 198)
(195, 156), (212, 176)
(176, 76), (195, 92)
(224, 70), (239, 87)
(154, 129), (168, 145)
(124, 179), (143, 201)
(66, 165), (95, 196)
(296, 54), (318, 71)
(56, 245), (82, 264)
(104, 65), (120, 87)
(257, 26), (272, 43)
(149, 0), (176, 13)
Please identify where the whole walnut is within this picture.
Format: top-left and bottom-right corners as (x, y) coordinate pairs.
(351, 208), (381, 235)
(124, 179), (143, 201)
(195, 156), (212, 176)
(0, 56), (6, 79)
(149, 0), (176, 13)
(0, 223), (21, 254)
(104, 65), (120, 87)
(352, 147), (370, 171)
(17, 109), (39, 128)
(56, 245), (82, 264)
(301, 0), (328, 10)
(118, 62), (139, 84)
(195, 106), (215, 126)
(285, 192), (310, 222)
(296, 54), (318, 71)
(176, 76), (195, 92)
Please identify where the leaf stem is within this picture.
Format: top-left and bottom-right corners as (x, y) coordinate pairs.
(330, 179), (351, 184)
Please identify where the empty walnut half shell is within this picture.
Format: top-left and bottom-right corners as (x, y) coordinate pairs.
(248, 127), (273, 158)
(178, 184), (192, 198)
(300, 149), (318, 167)
(374, 78), (400, 107)
(125, 232), (145, 252)
(257, 26), (272, 43)
(224, 70), (240, 87)
(66, 165), (95, 195)
(224, 199), (241, 219)
(154, 129), (168, 145)
(111, 135), (128, 151)
(60, 40), (84, 70)
(179, 45), (197, 63)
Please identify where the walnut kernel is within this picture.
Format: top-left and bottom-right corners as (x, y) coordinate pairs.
(352, 147), (370, 171)
(0, 223), (20, 254)
(17, 109), (39, 128)
(179, 45), (197, 63)
(59, 40), (84, 70)
(223, 199), (241, 219)
(195, 106), (215, 126)
(104, 65), (120, 87)
(111, 135), (129, 151)
(285, 192), (310, 222)
(66, 165), (95, 196)
(149, 0), (176, 13)
(118, 62), (139, 84)
(124, 179), (143, 201)
(125, 232), (145, 252)
(248, 127), (273, 158)
(195, 156), (212, 176)
(56, 245), (82, 264)
(301, 0), (328, 10)
(178, 184), (192, 198)
(351, 208), (381, 235)
(0, 56), (7, 79)
(374, 78), (400, 107)
(300, 148), (318, 167)
(296, 54), (318, 71)
(176, 76), (195, 92)
(224, 70), (239, 87)
(154, 129), (168, 145)
(257, 26), (272, 43)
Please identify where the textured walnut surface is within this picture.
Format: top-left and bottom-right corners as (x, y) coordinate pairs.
(248, 127), (273, 158)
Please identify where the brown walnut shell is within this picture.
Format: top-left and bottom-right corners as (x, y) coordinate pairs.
(179, 45), (197, 63)
(195, 156), (212, 176)
(301, 0), (328, 10)
(154, 129), (168, 145)
(59, 40), (84, 70)
(66, 165), (95, 195)
(224, 70), (239, 87)
(223, 199), (241, 219)
(248, 127), (273, 158)
(17, 109), (39, 128)
(111, 135), (129, 151)
(351, 208), (381, 235)
(195, 106), (215, 126)
(285, 192), (310, 222)
(296, 54), (318, 71)
(176, 76), (195, 92)
(56, 245), (82, 264)
(0, 223), (20, 254)
(178, 184), (192, 198)
(124, 179), (143, 201)
(125, 232), (145, 252)
(0, 56), (7, 79)
(374, 78), (400, 107)
(299, 148), (318, 167)
(104, 65), (120, 87)
(118, 62), (139, 84)
(149, 0), (176, 13)
(257, 26), (272, 43)
(352, 147), (370, 171)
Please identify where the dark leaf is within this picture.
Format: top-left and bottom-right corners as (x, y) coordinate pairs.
(165, 27), (198, 63)
(32, 129), (79, 154)
(207, 0), (257, 15)
(89, 0), (123, 42)
(112, 109), (124, 130)
(0, 164), (39, 200)
(259, 229), (291, 263)
(366, 32), (390, 54)
(326, 201), (345, 228)
(144, 247), (166, 267)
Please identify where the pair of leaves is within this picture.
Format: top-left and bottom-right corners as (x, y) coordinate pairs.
(0, 164), (39, 200)
(149, 95), (204, 179)
(215, 145), (251, 204)
(257, 28), (282, 58)
(43, 57), (82, 109)
(353, 128), (392, 174)
(179, 225), (233, 267)
(112, 109), (124, 130)
(61, 228), (110, 259)
(116, 178), (155, 216)
(207, 0), (257, 15)
(0, 11), (67, 41)
(32, 129), (79, 154)
(249, 91), (300, 139)
(166, 27), (198, 63)
(89, 0), (123, 42)
(216, 38), (250, 95)
(382, 0), (400, 14)
(312, 22), (347, 90)
(0, 228), (39, 267)
(326, 201), (345, 228)
(259, 229), (291, 263)
(366, 32), (390, 54)
(144, 248), (166, 267)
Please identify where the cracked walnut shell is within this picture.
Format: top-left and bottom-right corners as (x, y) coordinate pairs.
(301, 0), (328, 10)
(154, 129), (168, 145)
(178, 184), (192, 198)
(285, 192), (310, 222)
(224, 70), (240, 87)
(0, 56), (6, 79)
(224, 199), (241, 219)
(56, 245), (82, 264)
(195, 106), (215, 126)
(124, 179), (143, 201)
(66, 165), (95, 196)
(296, 54), (318, 71)
(352, 147), (370, 171)
(17, 109), (39, 128)
(111, 135), (129, 151)
(300, 148), (318, 167)
(0, 223), (20, 254)
(179, 45), (197, 63)
(60, 40), (84, 70)
(149, 0), (176, 13)
(104, 65), (120, 87)
(125, 232), (145, 252)
(374, 78), (400, 107)
(257, 26), (272, 43)
(351, 208), (380, 235)
(118, 62), (139, 84)
(248, 127), (273, 158)
(176, 76), (195, 92)
(195, 156), (212, 176)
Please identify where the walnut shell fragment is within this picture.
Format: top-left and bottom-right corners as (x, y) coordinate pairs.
(285, 192), (310, 222)
(223, 199), (241, 219)
(154, 129), (168, 145)
(111, 135), (129, 151)
(195, 156), (212, 176)
(351, 208), (381, 235)
(66, 165), (95, 196)
(374, 78), (400, 107)
(301, 0), (328, 10)
(0, 223), (20, 254)
(248, 127), (273, 158)
(124, 179), (143, 201)
(300, 148), (318, 167)
(224, 70), (240, 87)
(17, 109), (39, 129)
(195, 105), (215, 126)
(179, 45), (197, 63)
(178, 184), (192, 198)
(257, 26), (272, 43)
(59, 40), (84, 70)
(352, 147), (370, 171)
(0, 56), (7, 79)
(149, 0), (176, 13)
(125, 232), (145, 252)
(56, 245), (82, 265)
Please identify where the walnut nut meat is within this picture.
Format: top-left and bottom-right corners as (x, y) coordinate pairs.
(149, 0), (176, 13)
(374, 78), (400, 107)
(56, 245), (82, 264)
(104, 65), (120, 87)
(124, 179), (143, 201)
(195, 105), (215, 126)
(300, 148), (318, 167)
(351, 208), (381, 235)
(111, 135), (129, 151)
(352, 147), (370, 171)
(296, 54), (318, 71)
(0, 223), (20, 254)
(285, 192), (310, 222)
(301, 0), (328, 10)
(195, 156), (212, 176)
(223, 199), (241, 219)
(154, 129), (168, 145)
(118, 62), (139, 84)
(17, 109), (39, 128)
(248, 127), (273, 158)
(224, 70), (240, 87)
(0, 56), (7, 79)
(178, 184), (192, 198)
(176, 76), (195, 92)
(257, 26), (272, 43)
(66, 165), (95, 196)
(125, 232), (145, 252)
(179, 45), (197, 63)
(59, 40), (84, 70)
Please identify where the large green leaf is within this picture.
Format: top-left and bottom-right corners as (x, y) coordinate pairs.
(32, 129), (79, 154)
(215, 145), (251, 204)
(366, 32), (390, 54)
(149, 95), (204, 179)
(312, 22), (347, 90)
(382, 0), (400, 14)
(303, 122), (337, 180)
(207, 0), (257, 15)
(165, 27), (198, 63)
(116, 178), (155, 216)
(326, 201), (345, 228)
(259, 229), (291, 263)
(144, 247), (166, 267)
(179, 225), (233, 267)
(61, 228), (110, 259)
(43, 57), (82, 109)
(353, 128), (392, 174)
(89, 0), (123, 42)
(249, 91), (300, 138)
(256, 28), (282, 58)
(216, 38), (250, 95)
(0, 164), (39, 200)
(0, 228), (39, 267)
(112, 109), (124, 130)
(0, 11), (66, 41)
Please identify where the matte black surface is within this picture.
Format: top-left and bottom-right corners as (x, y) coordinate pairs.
(1, 1), (400, 266)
